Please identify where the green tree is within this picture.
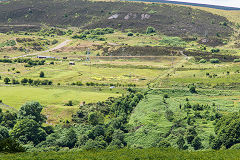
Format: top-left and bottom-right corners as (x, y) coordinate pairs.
(0, 126), (9, 140)
(40, 71), (45, 78)
(88, 112), (104, 125)
(0, 138), (25, 153)
(191, 137), (202, 150)
(4, 77), (10, 84)
(10, 119), (47, 145)
(146, 26), (156, 34)
(21, 78), (28, 85)
(56, 128), (77, 148)
(18, 101), (46, 124)
(189, 86), (197, 93)
(1, 111), (17, 128)
(177, 136), (185, 150)
(213, 113), (240, 149)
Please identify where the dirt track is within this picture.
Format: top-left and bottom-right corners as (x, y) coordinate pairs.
(10, 40), (71, 59)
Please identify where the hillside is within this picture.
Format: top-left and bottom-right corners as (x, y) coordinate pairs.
(1, 0), (240, 157)
(0, 0), (233, 38)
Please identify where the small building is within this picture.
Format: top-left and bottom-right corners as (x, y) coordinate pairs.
(69, 61), (75, 65)
(37, 56), (55, 59)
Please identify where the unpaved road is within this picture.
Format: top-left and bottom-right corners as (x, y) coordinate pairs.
(11, 39), (71, 59)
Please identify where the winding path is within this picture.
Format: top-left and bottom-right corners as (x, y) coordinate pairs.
(11, 39), (71, 59)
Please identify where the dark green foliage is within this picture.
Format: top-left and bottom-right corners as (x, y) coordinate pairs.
(146, 27), (156, 34)
(0, 126), (9, 141)
(88, 112), (104, 125)
(163, 94), (169, 98)
(156, 140), (171, 148)
(189, 86), (197, 93)
(52, 39), (58, 45)
(165, 109), (174, 122)
(21, 78), (28, 84)
(186, 127), (197, 144)
(176, 136), (185, 150)
(234, 59), (240, 62)
(199, 59), (207, 63)
(14, 58), (45, 67)
(211, 48), (220, 53)
(213, 113), (240, 149)
(12, 78), (19, 84)
(10, 119), (47, 145)
(0, 59), (12, 63)
(40, 71), (44, 78)
(83, 136), (107, 150)
(65, 100), (73, 106)
(192, 137), (202, 150)
(210, 59), (220, 64)
(4, 77), (10, 84)
(0, 138), (25, 153)
(0, 111), (17, 129)
(56, 128), (77, 148)
(72, 28), (114, 40)
(18, 101), (46, 124)
(127, 32), (134, 36)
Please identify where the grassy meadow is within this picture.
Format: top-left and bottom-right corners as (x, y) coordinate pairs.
(0, 86), (121, 124)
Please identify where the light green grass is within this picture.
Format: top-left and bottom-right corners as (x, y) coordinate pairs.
(0, 86), (120, 109)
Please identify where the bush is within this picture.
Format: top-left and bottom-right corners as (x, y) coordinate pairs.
(191, 137), (202, 150)
(163, 94), (169, 98)
(40, 71), (45, 78)
(210, 59), (220, 64)
(199, 59), (206, 63)
(230, 143), (240, 149)
(127, 32), (134, 36)
(146, 27), (155, 34)
(52, 39), (58, 45)
(4, 77), (10, 84)
(211, 48), (220, 53)
(65, 100), (73, 106)
(234, 59), (240, 63)
(189, 86), (197, 93)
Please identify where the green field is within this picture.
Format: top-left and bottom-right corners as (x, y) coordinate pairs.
(0, 86), (121, 124)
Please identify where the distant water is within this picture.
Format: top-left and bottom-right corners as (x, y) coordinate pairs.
(126, 0), (240, 10)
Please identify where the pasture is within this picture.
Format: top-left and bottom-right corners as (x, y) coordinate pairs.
(0, 86), (121, 124)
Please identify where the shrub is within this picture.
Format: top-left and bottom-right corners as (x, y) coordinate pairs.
(210, 59), (220, 64)
(65, 100), (73, 106)
(191, 137), (202, 150)
(127, 32), (134, 36)
(4, 77), (10, 84)
(163, 94), (169, 98)
(189, 86), (197, 93)
(199, 59), (206, 63)
(40, 71), (45, 78)
(234, 59), (240, 63)
(146, 27), (155, 34)
(52, 39), (58, 45)
(211, 48), (220, 53)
